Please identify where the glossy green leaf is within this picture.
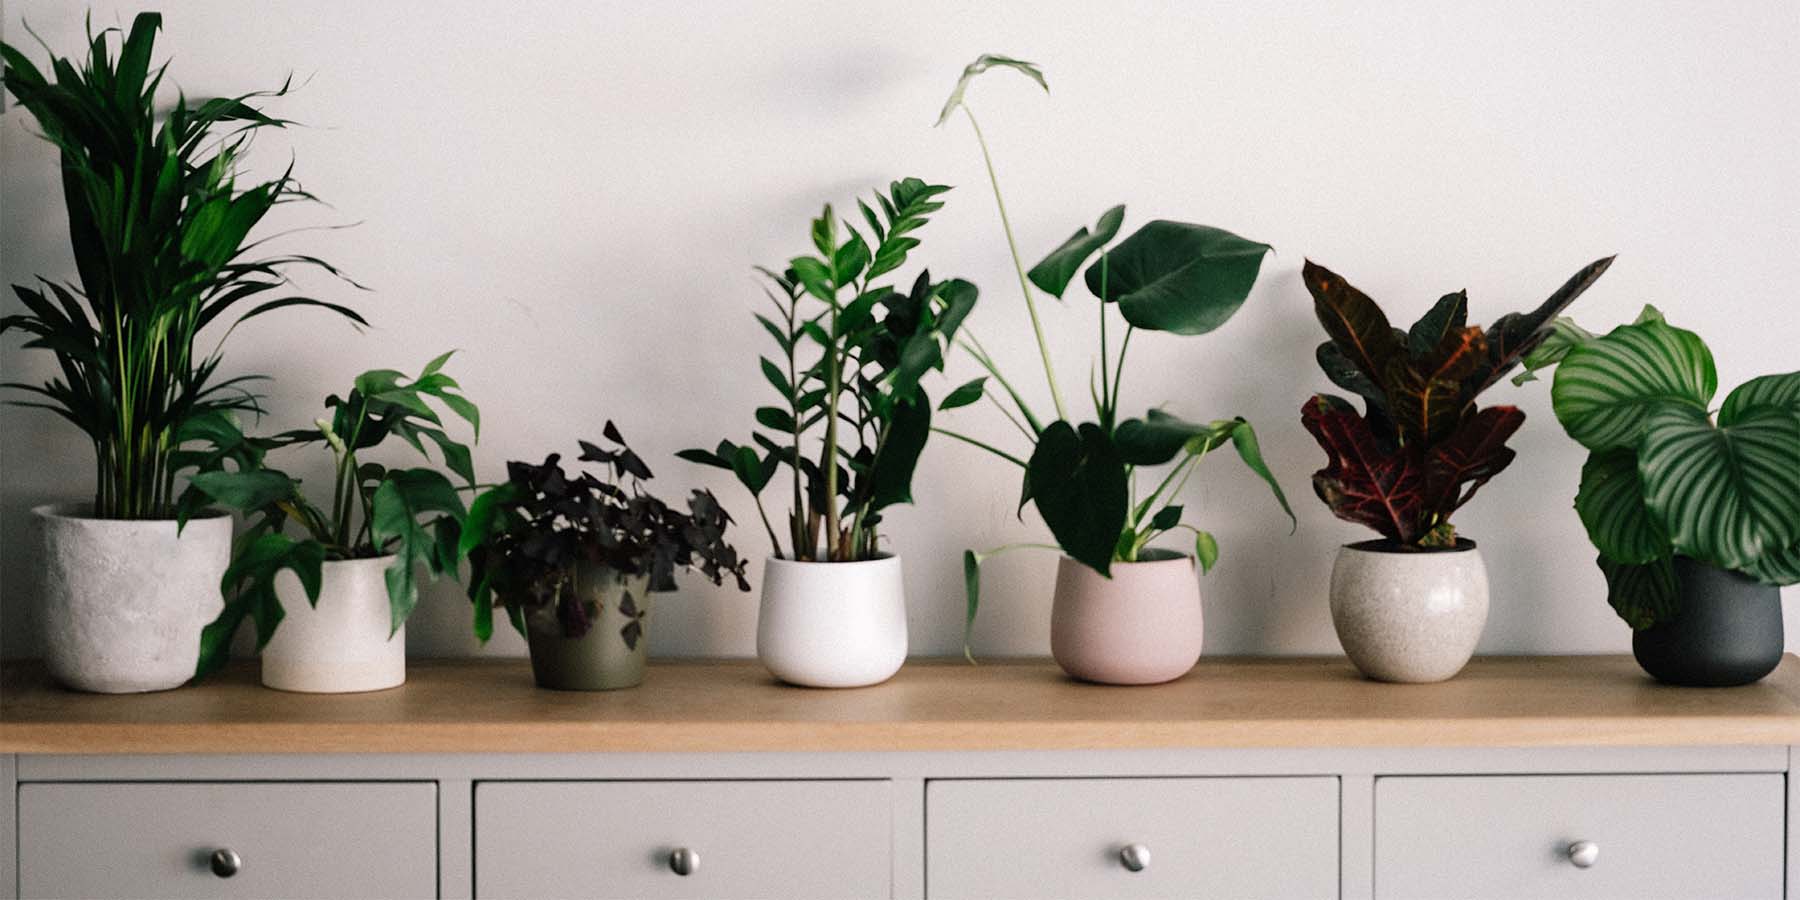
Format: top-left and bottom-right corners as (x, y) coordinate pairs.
(1028, 205), (1125, 299)
(936, 53), (1047, 126)
(1194, 530), (1220, 574)
(1027, 421), (1128, 575)
(1086, 221), (1271, 335)
(1574, 448), (1669, 564)
(1640, 403), (1800, 571)
(939, 377), (987, 410)
(1720, 371), (1800, 424)
(1551, 318), (1715, 451)
(188, 469), (295, 511)
(1150, 504), (1183, 530)
(1747, 539), (1800, 587)
(1229, 419), (1296, 532)
(370, 468), (468, 635)
(1114, 410), (1237, 466)
(1597, 553), (1678, 630)
(869, 393), (931, 511)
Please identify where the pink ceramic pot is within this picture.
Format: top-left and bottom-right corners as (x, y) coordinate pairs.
(1050, 554), (1203, 685)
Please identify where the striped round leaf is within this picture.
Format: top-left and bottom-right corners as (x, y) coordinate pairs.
(1574, 448), (1669, 564)
(1720, 371), (1800, 424)
(1550, 318), (1715, 451)
(1748, 539), (1800, 586)
(1596, 554), (1679, 630)
(1640, 404), (1800, 571)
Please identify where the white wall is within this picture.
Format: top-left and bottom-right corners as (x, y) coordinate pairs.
(3, 0), (1795, 661)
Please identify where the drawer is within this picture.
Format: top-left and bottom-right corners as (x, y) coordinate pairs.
(17, 781), (437, 899)
(475, 779), (891, 899)
(1374, 773), (1784, 899)
(926, 777), (1338, 899)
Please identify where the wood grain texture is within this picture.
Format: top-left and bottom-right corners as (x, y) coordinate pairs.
(5, 655), (1800, 754)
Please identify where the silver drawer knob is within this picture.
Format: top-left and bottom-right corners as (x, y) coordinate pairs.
(1119, 843), (1151, 872)
(669, 847), (699, 876)
(209, 848), (241, 878)
(1567, 840), (1600, 869)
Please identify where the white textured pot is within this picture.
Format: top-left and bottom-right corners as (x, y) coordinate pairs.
(35, 504), (231, 693)
(261, 556), (405, 693)
(757, 554), (907, 688)
(1330, 540), (1488, 683)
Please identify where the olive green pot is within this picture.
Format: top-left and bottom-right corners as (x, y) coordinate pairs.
(523, 567), (652, 691)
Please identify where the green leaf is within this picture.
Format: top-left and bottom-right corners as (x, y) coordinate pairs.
(760, 357), (792, 397)
(1597, 553), (1679, 630)
(755, 406), (795, 433)
(196, 533), (323, 678)
(730, 445), (777, 494)
(870, 392), (931, 511)
(962, 549), (983, 662)
(1639, 403), (1800, 571)
(1027, 205), (1125, 299)
(1027, 421), (1128, 575)
(1086, 221), (1271, 335)
(1407, 291), (1469, 359)
(939, 377), (988, 411)
(458, 482), (519, 558)
(1512, 316), (1597, 386)
(1747, 539), (1800, 586)
(936, 53), (1047, 126)
(1720, 371), (1800, 424)
(1194, 530), (1220, 574)
(1150, 504), (1183, 530)
(1229, 419), (1296, 532)
(188, 469), (295, 511)
(833, 233), (870, 285)
(1551, 317), (1716, 451)
(1574, 448), (1670, 565)
(370, 468), (468, 634)
(1114, 410), (1236, 466)
(788, 257), (836, 303)
(811, 205), (837, 258)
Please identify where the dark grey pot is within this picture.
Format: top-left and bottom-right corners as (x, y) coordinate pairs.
(1632, 558), (1783, 687)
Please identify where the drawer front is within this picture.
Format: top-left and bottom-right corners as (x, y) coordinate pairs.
(18, 781), (437, 900)
(475, 780), (891, 899)
(1375, 773), (1784, 899)
(926, 777), (1338, 899)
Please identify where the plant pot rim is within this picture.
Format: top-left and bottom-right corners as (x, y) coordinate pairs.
(321, 553), (400, 568)
(33, 502), (231, 523)
(1060, 551), (1194, 568)
(764, 552), (900, 568)
(1341, 537), (1479, 554)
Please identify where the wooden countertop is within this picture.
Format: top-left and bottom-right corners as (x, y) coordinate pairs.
(5, 655), (1800, 754)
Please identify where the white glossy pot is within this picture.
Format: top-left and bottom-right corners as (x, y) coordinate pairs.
(34, 504), (231, 693)
(757, 554), (907, 688)
(261, 556), (405, 693)
(1329, 540), (1488, 683)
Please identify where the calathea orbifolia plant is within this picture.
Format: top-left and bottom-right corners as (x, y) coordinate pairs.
(680, 178), (978, 562)
(460, 423), (751, 646)
(183, 353), (479, 675)
(1514, 307), (1799, 628)
(1298, 257), (1614, 548)
(938, 55), (1294, 644)
(0, 13), (363, 520)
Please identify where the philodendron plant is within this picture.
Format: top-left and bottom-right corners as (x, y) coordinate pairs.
(461, 422), (751, 646)
(0, 13), (363, 520)
(938, 55), (1294, 644)
(1517, 306), (1799, 627)
(1299, 257), (1614, 549)
(184, 353), (480, 675)
(680, 178), (978, 562)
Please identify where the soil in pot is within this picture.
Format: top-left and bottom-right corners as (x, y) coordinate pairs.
(1330, 538), (1488, 683)
(1632, 557), (1783, 687)
(1050, 550), (1203, 685)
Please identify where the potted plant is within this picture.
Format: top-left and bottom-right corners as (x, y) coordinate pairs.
(681, 177), (978, 687)
(1519, 306), (1798, 685)
(938, 55), (1293, 685)
(184, 354), (478, 692)
(1299, 256), (1614, 682)
(1, 14), (363, 692)
(461, 423), (751, 690)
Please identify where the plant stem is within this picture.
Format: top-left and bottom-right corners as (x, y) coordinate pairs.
(961, 105), (1067, 422)
(985, 391), (1035, 443)
(959, 333), (1042, 435)
(932, 427), (1028, 469)
(751, 494), (782, 558)
(1109, 325), (1135, 418)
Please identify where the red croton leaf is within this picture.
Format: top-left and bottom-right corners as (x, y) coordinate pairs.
(1385, 324), (1490, 444)
(1302, 260), (1402, 391)
(1301, 394), (1425, 544)
(1422, 405), (1525, 517)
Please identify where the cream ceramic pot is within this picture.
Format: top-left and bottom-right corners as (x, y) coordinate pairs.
(1050, 553), (1204, 685)
(757, 554), (907, 688)
(1329, 540), (1488, 683)
(261, 555), (405, 693)
(35, 504), (231, 693)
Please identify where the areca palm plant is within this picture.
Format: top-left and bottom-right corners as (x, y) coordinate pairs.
(1, 13), (362, 520)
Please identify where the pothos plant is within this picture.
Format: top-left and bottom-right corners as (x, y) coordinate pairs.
(1513, 306), (1799, 628)
(937, 55), (1295, 650)
(461, 423), (751, 647)
(1298, 257), (1614, 549)
(680, 178), (979, 562)
(183, 353), (480, 676)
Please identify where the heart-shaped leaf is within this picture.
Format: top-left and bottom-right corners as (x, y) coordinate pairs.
(1027, 421), (1128, 575)
(1639, 403), (1800, 571)
(1720, 371), (1800, 424)
(1114, 410), (1237, 466)
(1574, 448), (1669, 565)
(1086, 221), (1271, 335)
(1028, 205), (1125, 299)
(1748, 539), (1800, 586)
(1551, 317), (1715, 451)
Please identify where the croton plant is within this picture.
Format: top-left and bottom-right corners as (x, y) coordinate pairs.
(1299, 257), (1615, 549)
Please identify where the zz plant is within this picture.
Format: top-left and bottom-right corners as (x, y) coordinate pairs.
(461, 423), (751, 646)
(1522, 307), (1799, 627)
(681, 178), (978, 562)
(939, 55), (1294, 644)
(1, 13), (362, 520)
(184, 353), (479, 676)
(1299, 258), (1614, 548)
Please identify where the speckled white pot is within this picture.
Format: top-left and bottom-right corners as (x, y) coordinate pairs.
(261, 556), (405, 693)
(1329, 541), (1488, 683)
(34, 504), (231, 693)
(757, 555), (907, 688)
